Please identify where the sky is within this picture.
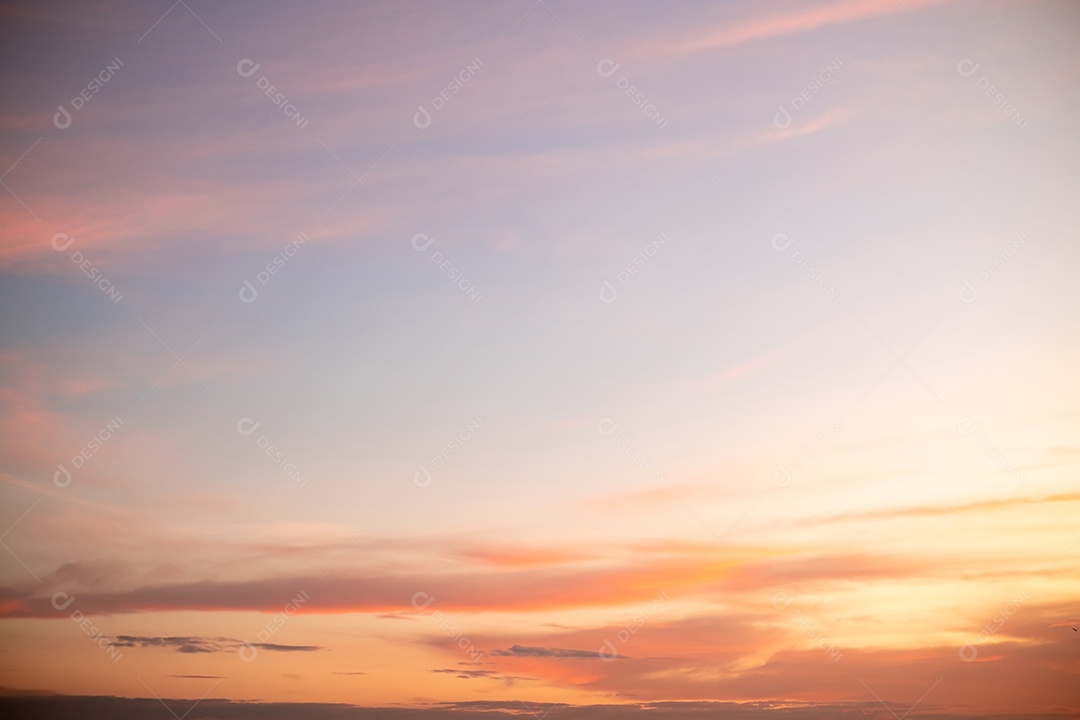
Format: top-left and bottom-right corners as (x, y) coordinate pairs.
(1, 0), (1079, 718)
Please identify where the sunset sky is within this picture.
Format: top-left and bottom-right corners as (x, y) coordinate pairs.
(1, 0), (1079, 718)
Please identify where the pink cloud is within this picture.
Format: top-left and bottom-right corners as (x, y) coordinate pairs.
(644, 0), (956, 58)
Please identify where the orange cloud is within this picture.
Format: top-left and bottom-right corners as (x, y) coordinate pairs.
(800, 491), (1080, 526)
(0, 541), (996, 620)
(417, 600), (1080, 712)
(456, 545), (597, 569)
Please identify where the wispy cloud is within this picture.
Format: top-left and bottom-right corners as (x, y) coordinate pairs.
(106, 635), (321, 654)
(644, 0), (956, 57)
(490, 644), (609, 659)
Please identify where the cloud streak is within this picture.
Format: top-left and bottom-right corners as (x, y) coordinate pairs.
(106, 635), (320, 654)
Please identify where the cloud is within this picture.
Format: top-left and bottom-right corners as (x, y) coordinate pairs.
(252, 642), (321, 652)
(105, 635), (320, 654)
(490, 644), (608, 659)
(691, 342), (803, 394)
(644, 0), (956, 58)
(588, 483), (711, 513)
(0, 695), (1074, 720)
(1, 557), (743, 617)
(799, 491), (1080, 527)
(0, 538), (1049, 619)
(455, 545), (595, 569)
(432, 668), (497, 678)
(108, 635), (225, 653)
(449, 601), (1080, 709)
(430, 668), (534, 682)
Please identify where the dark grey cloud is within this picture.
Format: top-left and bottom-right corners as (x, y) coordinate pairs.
(106, 635), (321, 655)
(431, 668), (534, 682)
(433, 668), (499, 678)
(109, 635), (227, 653)
(490, 644), (609, 659)
(251, 642), (321, 652)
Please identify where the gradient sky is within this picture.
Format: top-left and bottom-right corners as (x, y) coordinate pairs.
(1, 1), (1079, 718)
